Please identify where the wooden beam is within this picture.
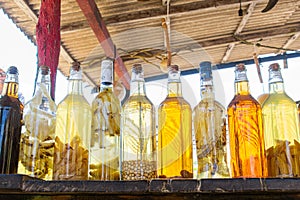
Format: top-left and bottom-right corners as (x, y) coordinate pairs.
(13, 0), (97, 87)
(61, 0), (254, 33)
(76, 0), (130, 89)
(222, 2), (256, 63)
(278, 32), (300, 54)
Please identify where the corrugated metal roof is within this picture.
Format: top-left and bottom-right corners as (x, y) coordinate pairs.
(1, 0), (300, 88)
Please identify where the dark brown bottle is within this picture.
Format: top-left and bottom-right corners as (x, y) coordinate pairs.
(0, 66), (23, 174)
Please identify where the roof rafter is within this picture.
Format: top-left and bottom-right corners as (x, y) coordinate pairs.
(76, 0), (130, 89)
(222, 1), (257, 63)
(12, 0), (97, 87)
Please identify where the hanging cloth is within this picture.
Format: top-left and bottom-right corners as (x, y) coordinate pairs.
(36, 0), (61, 100)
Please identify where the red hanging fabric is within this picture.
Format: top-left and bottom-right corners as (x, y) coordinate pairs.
(36, 0), (61, 100)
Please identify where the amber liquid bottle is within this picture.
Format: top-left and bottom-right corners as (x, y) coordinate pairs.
(18, 66), (56, 180)
(121, 64), (156, 180)
(227, 63), (267, 177)
(262, 63), (300, 177)
(0, 66), (23, 174)
(193, 61), (229, 178)
(158, 65), (193, 178)
(90, 58), (121, 180)
(53, 63), (91, 180)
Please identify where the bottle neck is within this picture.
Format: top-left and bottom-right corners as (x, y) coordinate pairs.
(1, 73), (19, 98)
(1, 82), (19, 98)
(235, 81), (250, 95)
(130, 80), (146, 96)
(68, 79), (83, 95)
(201, 85), (214, 100)
(36, 72), (52, 110)
(168, 80), (182, 97)
(268, 68), (285, 94)
(269, 82), (285, 94)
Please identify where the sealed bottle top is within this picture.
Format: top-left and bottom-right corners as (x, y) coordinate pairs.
(234, 63), (248, 82)
(101, 58), (114, 85)
(5, 66), (19, 83)
(268, 63), (283, 84)
(131, 64), (144, 82)
(200, 61), (213, 82)
(69, 62), (82, 80)
(168, 65), (180, 82)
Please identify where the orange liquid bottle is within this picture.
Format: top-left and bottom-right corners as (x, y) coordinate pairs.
(227, 63), (267, 177)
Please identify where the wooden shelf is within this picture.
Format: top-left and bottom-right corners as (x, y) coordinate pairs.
(0, 175), (300, 199)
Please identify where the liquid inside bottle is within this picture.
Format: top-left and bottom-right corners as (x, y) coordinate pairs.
(227, 63), (267, 178)
(0, 66), (23, 174)
(262, 63), (300, 177)
(90, 58), (121, 180)
(193, 61), (229, 178)
(53, 63), (91, 180)
(158, 65), (193, 178)
(121, 64), (157, 180)
(18, 66), (56, 180)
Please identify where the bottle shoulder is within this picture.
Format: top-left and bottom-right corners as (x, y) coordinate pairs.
(123, 95), (154, 107)
(58, 94), (90, 108)
(159, 96), (191, 109)
(228, 94), (260, 107)
(263, 92), (296, 107)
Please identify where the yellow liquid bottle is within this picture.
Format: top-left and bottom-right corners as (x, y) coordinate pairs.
(262, 63), (300, 177)
(121, 64), (157, 180)
(18, 66), (56, 180)
(53, 63), (91, 180)
(227, 63), (267, 178)
(158, 65), (193, 178)
(193, 61), (229, 178)
(90, 58), (121, 180)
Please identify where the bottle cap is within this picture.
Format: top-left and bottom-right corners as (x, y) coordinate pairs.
(200, 61), (212, 81)
(101, 58), (113, 84)
(268, 63), (283, 83)
(7, 66), (18, 75)
(234, 63), (248, 82)
(69, 62), (82, 80)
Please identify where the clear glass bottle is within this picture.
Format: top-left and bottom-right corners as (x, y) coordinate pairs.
(262, 63), (300, 177)
(227, 63), (267, 178)
(193, 61), (229, 178)
(0, 66), (23, 174)
(121, 64), (157, 180)
(53, 62), (91, 180)
(158, 65), (193, 178)
(18, 66), (56, 180)
(90, 58), (121, 180)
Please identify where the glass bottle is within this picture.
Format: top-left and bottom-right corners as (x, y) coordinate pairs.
(158, 65), (193, 178)
(262, 63), (300, 177)
(121, 64), (157, 180)
(0, 66), (23, 174)
(53, 62), (91, 180)
(193, 61), (229, 178)
(90, 58), (121, 180)
(227, 63), (267, 178)
(18, 66), (56, 180)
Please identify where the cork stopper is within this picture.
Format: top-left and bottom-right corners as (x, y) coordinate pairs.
(200, 61), (212, 81)
(39, 66), (50, 75)
(132, 63), (143, 73)
(235, 63), (246, 72)
(168, 65), (179, 74)
(71, 62), (81, 71)
(7, 66), (18, 75)
(269, 63), (280, 71)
